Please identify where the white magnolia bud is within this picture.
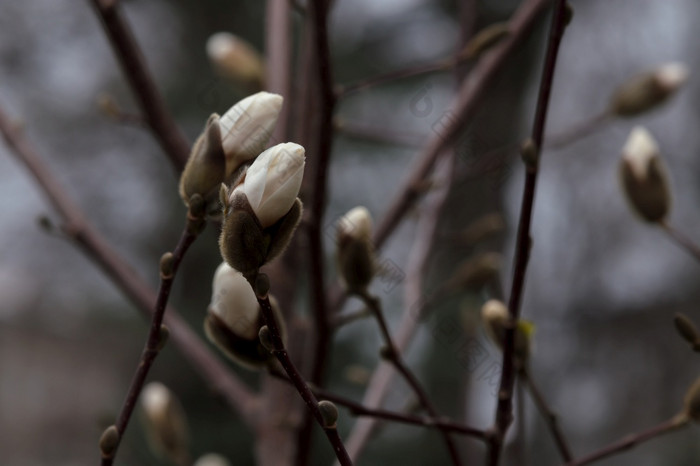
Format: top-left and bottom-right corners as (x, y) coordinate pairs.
(231, 142), (305, 228)
(141, 382), (189, 464)
(611, 62), (689, 116)
(336, 206), (375, 292)
(207, 32), (264, 91)
(619, 126), (671, 222)
(194, 453), (232, 466)
(481, 300), (532, 364)
(209, 262), (260, 339)
(218, 92), (284, 177)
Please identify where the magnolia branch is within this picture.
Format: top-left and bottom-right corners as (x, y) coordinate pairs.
(358, 291), (463, 465)
(102, 220), (201, 466)
(88, 0), (190, 171)
(251, 275), (353, 466)
(490, 1), (569, 465)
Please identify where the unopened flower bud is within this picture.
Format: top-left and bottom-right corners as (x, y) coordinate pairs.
(204, 263), (284, 369)
(179, 114), (227, 213)
(683, 377), (700, 422)
(481, 300), (532, 365)
(336, 206), (375, 293)
(207, 32), (265, 92)
(140, 382), (189, 465)
(219, 92), (284, 178)
(318, 400), (339, 428)
(447, 252), (502, 292)
(619, 127), (671, 222)
(194, 453), (232, 466)
(611, 62), (689, 116)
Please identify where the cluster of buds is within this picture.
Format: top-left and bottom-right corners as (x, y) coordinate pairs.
(179, 91), (284, 217)
(204, 262), (285, 369)
(611, 62), (689, 117)
(619, 126), (671, 223)
(336, 206), (376, 293)
(140, 382), (190, 465)
(207, 32), (265, 92)
(481, 300), (533, 368)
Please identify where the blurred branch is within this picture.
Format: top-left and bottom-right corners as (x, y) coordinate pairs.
(102, 223), (200, 466)
(660, 221), (700, 264)
(252, 276), (353, 466)
(491, 2), (568, 465)
(334, 118), (425, 147)
(0, 104), (260, 427)
(564, 417), (688, 466)
(88, 0), (190, 171)
(358, 291), (463, 465)
(519, 368), (573, 461)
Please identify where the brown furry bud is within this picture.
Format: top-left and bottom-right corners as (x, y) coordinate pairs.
(619, 127), (671, 222)
(159, 252), (174, 279)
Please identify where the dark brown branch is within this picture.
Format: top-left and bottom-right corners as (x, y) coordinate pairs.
(88, 0), (190, 171)
(490, 2), (568, 465)
(0, 104), (259, 430)
(267, 368), (487, 440)
(252, 277), (353, 466)
(519, 368), (573, 461)
(102, 225), (199, 466)
(564, 417), (688, 466)
(358, 291), (463, 466)
(660, 221), (700, 264)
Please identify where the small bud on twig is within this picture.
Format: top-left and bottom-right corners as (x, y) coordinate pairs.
(481, 300), (533, 366)
(619, 127), (671, 223)
(336, 206), (376, 293)
(258, 325), (274, 352)
(159, 252), (174, 280)
(207, 32), (265, 92)
(318, 400), (339, 428)
(157, 324), (170, 351)
(99, 425), (119, 459)
(520, 138), (539, 171)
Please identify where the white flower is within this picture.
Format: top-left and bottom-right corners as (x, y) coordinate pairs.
(218, 91), (283, 176)
(209, 262), (260, 340)
(233, 142), (305, 228)
(338, 206), (372, 242)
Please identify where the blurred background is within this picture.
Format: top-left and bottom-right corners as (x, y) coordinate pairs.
(1, 0), (700, 465)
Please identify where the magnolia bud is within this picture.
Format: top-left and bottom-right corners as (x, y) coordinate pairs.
(481, 300), (532, 365)
(219, 92), (284, 178)
(318, 400), (339, 428)
(231, 142), (305, 228)
(179, 114), (226, 212)
(611, 62), (689, 116)
(683, 377), (700, 422)
(207, 32), (265, 92)
(194, 453), (232, 466)
(204, 262), (285, 369)
(336, 206), (375, 293)
(619, 127), (671, 222)
(140, 382), (189, 465)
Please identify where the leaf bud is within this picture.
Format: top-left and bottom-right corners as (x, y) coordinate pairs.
(336, 207), (375, 293)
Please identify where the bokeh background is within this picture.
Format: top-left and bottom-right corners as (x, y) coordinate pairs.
(1, 0), (700, 465)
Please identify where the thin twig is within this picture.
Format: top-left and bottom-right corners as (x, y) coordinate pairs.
(490, 2), (568, 465)
(267, 368), (488, 440)
(519, 368), (573, 461)
(102, 225), (199, 466)
(88, 0), (190, 171)
(358, 291), (463, 465)
(252, 277), (353, 466)
(660, 221), (700, 264)
(0, 103), (259, 428)
(564, 417), (688, 466)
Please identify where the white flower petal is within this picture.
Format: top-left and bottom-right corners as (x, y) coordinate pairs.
(210, 262), (260, 339)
